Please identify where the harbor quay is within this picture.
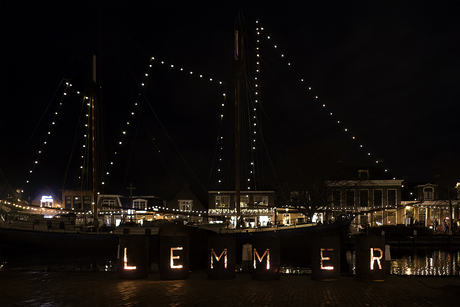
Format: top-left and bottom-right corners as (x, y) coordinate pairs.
(1, 269), (460, 306)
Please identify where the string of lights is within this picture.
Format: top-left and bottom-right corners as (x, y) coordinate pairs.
(256, 20), (396, 179)
(24, 81), (85, 187)
(24, 55), (228, 196)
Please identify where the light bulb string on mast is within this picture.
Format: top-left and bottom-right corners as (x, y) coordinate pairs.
(256, 20), (394, 177)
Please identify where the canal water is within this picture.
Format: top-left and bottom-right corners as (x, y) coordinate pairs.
(1, 247), (459, 276)
(389, 247), (460, 276)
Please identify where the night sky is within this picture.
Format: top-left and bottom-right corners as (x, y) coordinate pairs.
(1, 1), (460, 202)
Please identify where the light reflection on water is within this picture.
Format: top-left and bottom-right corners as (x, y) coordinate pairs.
(390, 249), (460, 276)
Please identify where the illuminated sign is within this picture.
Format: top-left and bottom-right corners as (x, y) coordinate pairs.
(123, 247), (137, 270)
(355, 235), (385, 281)
(40, 195), (53, 202)
(210, 248), (227, 269)
(320, 248), (334, 270)
(253, 248), (270, 270)
(370, 248), (383, 270)
(170, 247), (184, 269)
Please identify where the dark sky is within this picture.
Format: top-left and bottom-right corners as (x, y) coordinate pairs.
(1, 1), (460, 201)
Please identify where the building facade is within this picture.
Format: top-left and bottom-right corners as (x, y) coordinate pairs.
(208, 190), (276, 227)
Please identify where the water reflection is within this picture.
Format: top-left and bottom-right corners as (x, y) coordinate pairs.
(390, 249), (460, 276)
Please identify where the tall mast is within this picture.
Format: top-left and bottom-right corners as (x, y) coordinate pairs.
(90, 27), (101, 228)
(234, 16), (244, 226)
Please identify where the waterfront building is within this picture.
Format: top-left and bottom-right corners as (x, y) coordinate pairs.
(401, 182), (459, 231)
(166, 184), (206, 224)
(208, 190), (276, 227)
(324, 168), (404, 230)
(32, 186), (62, 209)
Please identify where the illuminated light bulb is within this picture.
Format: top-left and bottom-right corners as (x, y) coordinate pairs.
(322, 104), (326, 107)
(29, 170), (32, 173)
(352, 136), (355, 139)
(141, 83), (145, 86)
(145, 73), (148, 76)
(281, 54), (284, 57)
(209, 78), (212, 81)
(330, 113), (333, 116)
(161, 61), (164, 64)
(344, 128), (348, 132)
(360, 145), (363, 148)
(180, 68), (184, 71)
(222, 103), (224, 107)
(223, 93), (226, 96)
(119, 142), (122, 145)
(219, 81), (223, 85)
(35, 161), (38, 164)
(151, 57), (155, 60)
(274, 45), (277, 48)
(77, 91), (80, 94)
(170, 64), (174, 68)
(149, 65), (152, 68)
(63, 93), (67, 96)
(288, 63), (291, 66)
(190, 71), (193, 74)
(267, 36), (270, 39)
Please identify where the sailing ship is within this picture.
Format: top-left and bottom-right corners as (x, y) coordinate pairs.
(0, 19), (352, 269)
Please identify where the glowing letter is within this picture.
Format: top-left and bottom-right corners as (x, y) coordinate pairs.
(210, 248), (228, 269)
(320, 248), (334, 271)
(123, 247), (136, 270)
(370, 248), (383, 270)
(170, 247), (183, 269)
(253, 248), (270, 270)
